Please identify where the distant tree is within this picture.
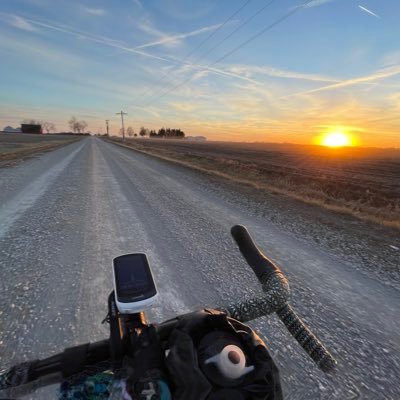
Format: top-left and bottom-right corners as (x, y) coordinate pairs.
(139, 126), (148, 137)
(79, 121), (88, 133)
(175, 128), (185, 138)
(156, 127), (185, 138)
(42, 121), (56, 133)
(149, 130), (157, 137)
(69, 117), (88, 134)
(134, 133), (138, 137)
(126, 127), (134, 137)
(69, 117), (78, 133)
(158, 127), (166, 138)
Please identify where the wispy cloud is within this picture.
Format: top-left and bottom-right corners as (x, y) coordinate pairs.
(305, 0), (335, 8)
(0, 30), (83, 70)
(382, 51), (400, 67)
(170, 102), (196, 112)
(2, 11), (259, 94)
(1, 14), (172, 64)
(202, 65), (258, 84)
(284, 66), (400, 98)
(134, 22), (226, 50)
(0, 12), (122, 45)
(5, 14), (39, 32)
(290, 0), (336, 12)
(227, 65), (339, 83)
(358, 5), (380, 19)
(136, 19), (170, 41)
(84, 7), (106, 17)
(132, 0), (143, 8)
(2, 13), (256, 87)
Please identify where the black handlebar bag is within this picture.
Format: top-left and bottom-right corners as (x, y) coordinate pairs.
(165, 309), (283, 400)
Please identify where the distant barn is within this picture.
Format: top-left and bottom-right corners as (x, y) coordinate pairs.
(21, 124), (43, 134)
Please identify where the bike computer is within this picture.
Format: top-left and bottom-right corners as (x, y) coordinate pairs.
(112, 253), (158, 314)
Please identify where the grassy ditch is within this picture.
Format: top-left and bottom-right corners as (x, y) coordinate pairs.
(0, 133), (81, 165)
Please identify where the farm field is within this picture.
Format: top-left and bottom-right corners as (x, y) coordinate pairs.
(0, 133), (81, 165)
(110, 138), (400, 229)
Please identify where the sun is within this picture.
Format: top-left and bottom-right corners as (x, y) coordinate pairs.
(321, 131), (351, 147)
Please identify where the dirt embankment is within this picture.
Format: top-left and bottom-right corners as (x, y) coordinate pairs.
(107, 138), (400, 229)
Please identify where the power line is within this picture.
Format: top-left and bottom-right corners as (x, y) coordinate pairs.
(146, 0), (316, 107)
(212, 0), (315, 65)
(180, 0), (252, 64)
(133, 0), (252, 105)
(193, 0), (275, 63)
(143, 0), (276, 107)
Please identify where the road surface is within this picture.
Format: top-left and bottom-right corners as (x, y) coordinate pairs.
(0, 137), (399, 399)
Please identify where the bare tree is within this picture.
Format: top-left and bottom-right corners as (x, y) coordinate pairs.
(126, 127), (134, 137)
(69, 116), (88, 134)
(42, 121), (56, 133)
(69, 117), (78, 133)
(79, 120), (88, 133)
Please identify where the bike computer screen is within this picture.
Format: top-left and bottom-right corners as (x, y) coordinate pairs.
(113, 254), (157, 313)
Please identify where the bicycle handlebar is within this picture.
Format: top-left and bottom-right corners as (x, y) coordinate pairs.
(227, 225), (336, 373)
(231, 225), (281, 279)
(0, 225), (336, 397)
(0, 340), (111, 397)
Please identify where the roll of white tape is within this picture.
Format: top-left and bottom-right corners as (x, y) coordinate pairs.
(205, 345), (254, 380)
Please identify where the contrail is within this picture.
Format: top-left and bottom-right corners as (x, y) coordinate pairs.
(358, 5), (380, 18)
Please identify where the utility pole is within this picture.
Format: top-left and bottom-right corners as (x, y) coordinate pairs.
(105, 120), (109, 136)
(116, 111), (127, 141)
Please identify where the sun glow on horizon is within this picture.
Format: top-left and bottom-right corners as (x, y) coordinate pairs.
(319, 130), (354, 148)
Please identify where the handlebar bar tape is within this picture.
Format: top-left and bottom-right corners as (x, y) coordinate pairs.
(231, 225), (281, 280)
(277, 304), (336, 373)
(0, 340), (110, 397)
(61, 340), (110, 377)
(229, 225), (290, 319)
(230, 225), (336, 373)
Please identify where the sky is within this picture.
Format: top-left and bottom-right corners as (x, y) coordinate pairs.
(0, 0), (399, 147)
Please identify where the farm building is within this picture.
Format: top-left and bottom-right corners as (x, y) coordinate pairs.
(2, 126), (21, 133)
(21, 124), (43, 134)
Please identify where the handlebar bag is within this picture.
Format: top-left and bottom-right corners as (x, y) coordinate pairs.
(165, 309), (283, 400)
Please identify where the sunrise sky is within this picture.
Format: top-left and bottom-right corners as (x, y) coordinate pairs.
(0, 0), (399, 147)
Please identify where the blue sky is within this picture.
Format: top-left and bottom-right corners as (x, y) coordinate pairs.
(0, 0), (399, 146)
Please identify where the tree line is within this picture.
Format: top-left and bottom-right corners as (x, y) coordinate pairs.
(21, 117), (89, 134)
(123, 126), (185, 138)
(20, 118), (186, 138)
(151, 127), (185, 138)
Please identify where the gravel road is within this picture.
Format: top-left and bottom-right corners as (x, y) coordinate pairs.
(0, 137), (399, 399)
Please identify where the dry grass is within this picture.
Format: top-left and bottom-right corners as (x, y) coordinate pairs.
(0, 133), (80, 164)
(108, 138), (400, 230)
